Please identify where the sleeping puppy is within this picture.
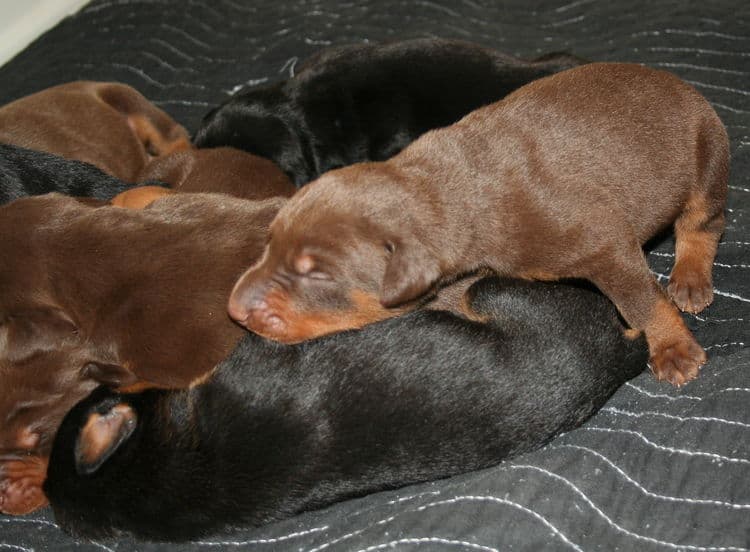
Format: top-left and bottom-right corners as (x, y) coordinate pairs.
(193, 38), (584, 185)
(0, 144), (134, 205)
(0, 81), (190, 181)
(44, 278), (647, 541)
(0, 192), (283, 515)
(227, 63), (729, 386)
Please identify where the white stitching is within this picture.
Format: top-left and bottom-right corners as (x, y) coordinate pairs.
(195, 525), (329, 546)
(582, 427), (750, 464)
(552, 444), (750, 509)
(353, 537), (499, 552)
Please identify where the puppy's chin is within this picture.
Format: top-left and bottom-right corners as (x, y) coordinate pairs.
(250, 325), (305, 345)
(253, 300), (402, 344)
(238, 306), (349, 344)
(239, 309), (292, 342)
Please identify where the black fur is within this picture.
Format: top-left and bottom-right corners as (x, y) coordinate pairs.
(193, 39), (585, 185)
(0, 144), (132, 204)
(44, 278), (646, 541)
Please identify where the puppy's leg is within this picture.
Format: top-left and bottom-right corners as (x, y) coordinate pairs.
(668, 118), (728, 314)
(668, 196), (724, 313)
(585, 244), (705, 386)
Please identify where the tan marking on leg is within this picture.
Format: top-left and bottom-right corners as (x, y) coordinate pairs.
(668, 194), (724, 313)
(585, 243), (705, 386)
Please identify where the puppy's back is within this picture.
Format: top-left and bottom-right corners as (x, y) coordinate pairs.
(0, 144), (130, 205)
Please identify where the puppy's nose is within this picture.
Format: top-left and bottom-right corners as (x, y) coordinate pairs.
(227, 289), (249, 324)
(227, 275), (265, 323)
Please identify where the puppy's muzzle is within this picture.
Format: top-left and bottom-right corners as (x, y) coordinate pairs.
(227, 279), (288, 337)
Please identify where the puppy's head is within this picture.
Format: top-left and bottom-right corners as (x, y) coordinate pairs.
(227, 166), (442, 343)
(193, 88), (312, 185)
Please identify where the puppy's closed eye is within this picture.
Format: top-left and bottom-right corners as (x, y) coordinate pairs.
(293, 254), (315, 275)
(293, 255), (332, 281)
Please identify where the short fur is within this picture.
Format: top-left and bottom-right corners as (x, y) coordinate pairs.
(112, 146), (297, 207)
(0, 81), (190, 181)
(0, 144), (133, 205)
(0, 193), (284, 515)
(44, 278), (647, 541)
(193, 38), (584, 185)
(228, 63), (729, 386)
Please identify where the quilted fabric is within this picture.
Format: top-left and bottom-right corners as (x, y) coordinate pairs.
(1, 1), (748, 550)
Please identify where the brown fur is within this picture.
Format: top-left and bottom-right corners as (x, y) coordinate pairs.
(228, 63), (728, 387)
(0, 81), (190, 181)
(113, 147), (297, 208)
(137, 146), (296, 199)
(0, 192), (285, 514)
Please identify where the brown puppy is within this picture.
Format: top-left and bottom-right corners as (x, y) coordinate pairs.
(0, 192), (284, 515)
(111, 146), (297, 208)
(0, 81), (190, 181)
(228, 63), (728, 386)
(138, 146), (296, 198)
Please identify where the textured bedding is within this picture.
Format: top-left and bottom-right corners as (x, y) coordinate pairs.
(1, 0), (748, 550)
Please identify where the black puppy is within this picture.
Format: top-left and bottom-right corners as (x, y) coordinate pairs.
(193, 38), (584, 185)
(0, 144), (132, 204)
(44, 278), (646, 541)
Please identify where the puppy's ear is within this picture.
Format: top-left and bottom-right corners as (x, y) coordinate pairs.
(97, 83), (191, 156)
(0, 307), (77, 363)
(127, 115), (192, 156)
(75, 403), (137, 475)
(81, 362), (139, 389)
(379, 239), (442, 308)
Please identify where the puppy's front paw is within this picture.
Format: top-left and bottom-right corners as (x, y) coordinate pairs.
(649, 337), (706, 386)
(667, 268), (713, 314)
(0, 458), (49, 515)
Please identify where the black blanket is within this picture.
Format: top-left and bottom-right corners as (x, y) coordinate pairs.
(1, 1), (748, 550)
